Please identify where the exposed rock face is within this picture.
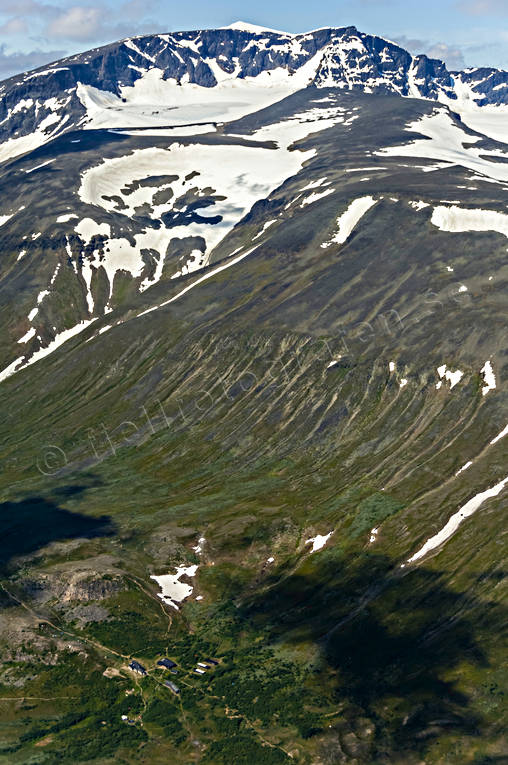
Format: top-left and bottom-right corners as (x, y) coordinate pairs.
(60, 574), (122, 603)
(23, 572), (124, 605)
(454, 67), (508, 105)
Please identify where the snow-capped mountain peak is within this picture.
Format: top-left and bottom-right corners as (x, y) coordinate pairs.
(0, 23), (507, 166)
(223, 20), (294, 35)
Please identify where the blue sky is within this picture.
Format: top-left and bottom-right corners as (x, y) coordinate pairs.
(0, 0), (506, 79)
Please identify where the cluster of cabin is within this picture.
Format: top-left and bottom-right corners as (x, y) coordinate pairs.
(128, 660), (147, 676)
(157, 657), (180, 694)
(128, 655), (219, 693)
(194, 657), (219, 676)
(157, 658), (177, 671)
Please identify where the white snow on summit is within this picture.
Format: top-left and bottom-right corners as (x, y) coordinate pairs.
(223, 21), (293, 36)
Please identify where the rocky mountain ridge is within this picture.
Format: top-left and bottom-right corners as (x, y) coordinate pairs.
(1, 22), (507, 164)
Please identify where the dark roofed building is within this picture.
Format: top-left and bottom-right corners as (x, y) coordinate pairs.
(157, 658), (177, 670)
(164, 680), (180, 694)
(129, 660), (147, 676)
(204, 658), (219, 666)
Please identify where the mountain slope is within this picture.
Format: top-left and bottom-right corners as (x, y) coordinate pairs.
(0, 22), (506, 765)
(1, 86), (507, 383)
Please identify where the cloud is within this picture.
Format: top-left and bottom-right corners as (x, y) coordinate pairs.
(0, 17), (29, 35)
(44, 5), (157, 42)
(395, 36), (466, 70)
(0, 0), (160, 78)
(0, 0), (59, 22)
(46, 6), (106, 41)
(424, 43), (465, 70)
(0, 44), (66, 80)
(458, 0), (508, 14)
(0, 1), (159, 44)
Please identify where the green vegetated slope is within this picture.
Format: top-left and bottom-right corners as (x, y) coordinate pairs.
(0, 91), (506, 764)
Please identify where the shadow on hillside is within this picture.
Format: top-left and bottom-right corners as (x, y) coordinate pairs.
(240, 550), (503, 761)
(0, 485), (114, 572)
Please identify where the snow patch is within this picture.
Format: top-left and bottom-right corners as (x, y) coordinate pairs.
(481, 361), (496, 396)
(0, 320), (95, 384)
(437, 364), (463, 389)
(150, 565), (199, 611)
(57, 213), (79, 223)
(300, 187), (334, 207)
(192, 537), (206, 555)
(75, 218), (110, 243)
(321, 196), (376, 248)
(25, 159), (55, 174)
(409, 200), (429, 210)
(224, 21), (293, 35)
(78, 126), (316, 285)
(406, 474), (508, 563)
(376, 110), (508, 183)
(305, 532), (333, 553)
(76, 53), (320, 131)
(17, 327), (36, 344)
(491, 424), (508, 445)
(253, 219), (277, 240)
(431, 205), (508, 239)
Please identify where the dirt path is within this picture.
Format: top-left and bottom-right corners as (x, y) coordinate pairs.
(124, 575), (174, 635)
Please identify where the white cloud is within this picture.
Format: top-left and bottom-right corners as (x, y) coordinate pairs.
(0, 0), (158, 45)
(43, 4), (157, 42)
(0, 0), (56, 17)
(0, 17), (28, 35)
(424, 42), (465, 70)
(0, 0), (159, 77)
(394, 36), (465, 70)
(46, 6), (104, 41)
(0, 44), (66, 80)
